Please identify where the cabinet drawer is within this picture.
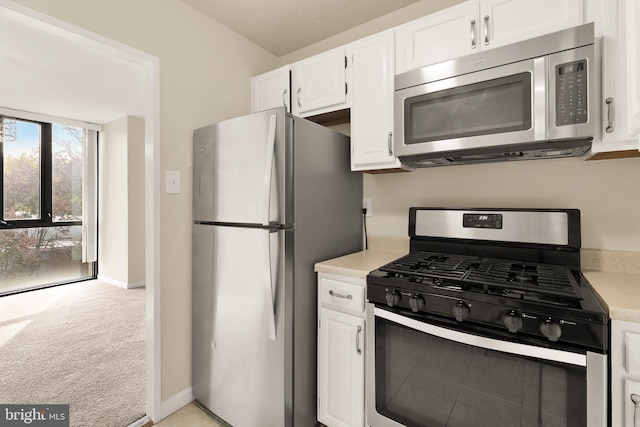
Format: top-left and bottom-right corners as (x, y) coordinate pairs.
(319, 277), (365, 314)
(627, 332), (640, 375)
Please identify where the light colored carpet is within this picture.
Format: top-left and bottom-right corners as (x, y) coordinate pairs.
(0, 280), (145, 427)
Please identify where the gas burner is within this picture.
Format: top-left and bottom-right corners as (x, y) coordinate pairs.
(367, 208), (608, 354)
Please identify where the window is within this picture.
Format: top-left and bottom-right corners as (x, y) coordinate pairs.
(0, 115), (97, 294)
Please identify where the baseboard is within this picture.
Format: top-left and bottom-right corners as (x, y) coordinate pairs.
(98, 275), (146, 289)
(127, 415), (153, 427)
(159, 386), (194, 420)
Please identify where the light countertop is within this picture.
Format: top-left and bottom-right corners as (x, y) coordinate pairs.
(584, 271), (640, 322)
(314, 249), (407, 279)
(315, 250), (640, 323)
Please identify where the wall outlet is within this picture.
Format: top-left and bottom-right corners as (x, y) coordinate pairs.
(363, 198), (372, 217)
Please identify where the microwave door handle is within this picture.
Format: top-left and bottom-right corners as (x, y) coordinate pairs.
(470, 19), (477, 49)
(533, 57), (547, 141)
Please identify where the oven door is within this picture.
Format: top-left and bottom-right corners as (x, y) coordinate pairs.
(394, 57), (546, 158)
(366, 304), (607, 427)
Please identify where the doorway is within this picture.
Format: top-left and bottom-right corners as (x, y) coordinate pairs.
(0, 2), (160, 421)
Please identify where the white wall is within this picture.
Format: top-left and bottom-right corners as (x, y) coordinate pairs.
(10, 0), (279, 401)
(364, 156), (640, 251)
(99, 116), (146, 287)
(128, 116), (146, 284)
(99, 117), (129, 284)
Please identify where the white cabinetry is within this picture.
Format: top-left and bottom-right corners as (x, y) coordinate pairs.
(250, 65), (290, 113)
(351, 31), (408, 172)
(480, 0), (583, 50)
(291, 46), (350, 117)
(317, 273), (365, 427)
(395, 2), (477, 74)
(396, 0), (584, 74)
(591, 0), (640, 156)
(611, 319), (640, 427)
(622, 0), (640, 138)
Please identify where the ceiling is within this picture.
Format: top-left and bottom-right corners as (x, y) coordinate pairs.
(0, 1), (422, 126)
(180, 0), (422, 56)
(0, 7), (148, 126)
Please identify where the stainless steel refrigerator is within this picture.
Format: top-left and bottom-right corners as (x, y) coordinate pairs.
(192, 107), (362, 427)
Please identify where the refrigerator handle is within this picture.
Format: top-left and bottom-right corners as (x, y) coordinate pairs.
(263, 114), (278, 341)
(263, 230), (277, 340)
(262, 114), (277, 227)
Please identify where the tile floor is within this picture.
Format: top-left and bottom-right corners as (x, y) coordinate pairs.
(153, 403), (328, 427)
(154, 403), (224, 427)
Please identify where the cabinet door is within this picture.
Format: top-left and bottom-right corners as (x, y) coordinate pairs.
(251, 65), (290, 113)
(351, 31), (402, 171)
(291, 46), (348, 117)
(611, 320), (640, 427)
(318, 308), (365, 427)
(480, 0), (584, 50)
(593, 0), (640, 154)
(624, 0), (640, 137)
(395, 1), (478, 74)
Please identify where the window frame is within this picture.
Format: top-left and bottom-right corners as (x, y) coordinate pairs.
(1, 116), (82, 230)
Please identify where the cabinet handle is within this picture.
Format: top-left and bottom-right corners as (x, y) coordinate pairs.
(297, 87), (302, 107)
(606, 97), (615, 133)
(356, 325), (362, 355)
(282, 89), (288, 110)
(484, 15), (490, 45)
(387, 131), (393, 155)
(329, 290), (352, 300)
(470, 19), (477, 49)
(632, 394), (640, 427)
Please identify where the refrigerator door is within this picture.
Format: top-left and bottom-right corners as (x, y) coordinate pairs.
(192, 223), (286, 427)
(193, 108), (288, 225)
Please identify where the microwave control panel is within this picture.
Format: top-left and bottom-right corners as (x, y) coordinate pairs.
(556, 59), (588, 126)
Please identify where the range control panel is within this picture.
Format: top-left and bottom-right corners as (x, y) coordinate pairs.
(556, 59), (588, 126)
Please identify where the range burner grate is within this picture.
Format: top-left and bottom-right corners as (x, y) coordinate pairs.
(379, 251), (583, 302)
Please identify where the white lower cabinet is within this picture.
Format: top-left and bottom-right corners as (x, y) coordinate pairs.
(317, 273), (365, 427)
(611, 319), (640, 426)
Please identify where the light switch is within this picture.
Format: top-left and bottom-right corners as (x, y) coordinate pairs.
(165, 170), (181, 194)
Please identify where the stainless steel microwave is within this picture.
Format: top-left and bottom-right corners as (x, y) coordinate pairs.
(394, 23), (597, 167)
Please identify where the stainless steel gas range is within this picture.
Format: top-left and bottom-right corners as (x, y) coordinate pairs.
(365, 208), (609, 427)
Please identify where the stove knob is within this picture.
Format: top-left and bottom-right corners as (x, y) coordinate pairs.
(503, 311), (524, 333)
(540, 319), (562, 342)
(385, 290), (400, 308)
(452, 301), (470, 322)
(408, 294), (424, 313)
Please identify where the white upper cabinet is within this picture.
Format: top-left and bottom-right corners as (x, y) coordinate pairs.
(396, 0), (585, 74)
(251, 65), (290, 113)
(624, 0), (640, 139)
(351, 31), (407, 171)
(291, 46), (350, 117)
(480, 0), (583, 50)
(395, 2), (478, 74)
(591, 0), (640, 155)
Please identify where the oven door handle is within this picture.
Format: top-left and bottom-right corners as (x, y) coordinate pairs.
(374, 307), (586, 366)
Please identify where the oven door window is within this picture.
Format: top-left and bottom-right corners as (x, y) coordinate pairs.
(405, 72), (532, 144)
(374, 316), (586, 427)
